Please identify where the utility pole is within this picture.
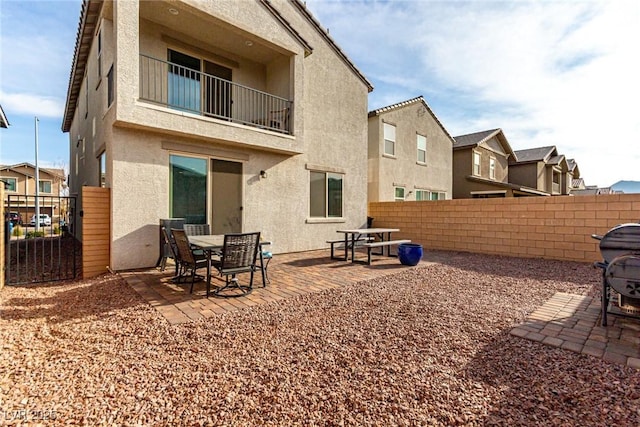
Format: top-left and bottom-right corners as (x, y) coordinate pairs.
(35, 117), (40, 232)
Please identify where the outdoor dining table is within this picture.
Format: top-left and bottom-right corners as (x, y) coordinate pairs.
(188, 234), (272, 290)
(335, 228), (400, 262)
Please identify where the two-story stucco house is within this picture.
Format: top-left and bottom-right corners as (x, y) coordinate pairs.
(367, 96), (453, 202)
(508, 146), (571, 196)
(452, 129), (546, 198)
(62, 0), (373, 270)
(1, 163), (66, 221)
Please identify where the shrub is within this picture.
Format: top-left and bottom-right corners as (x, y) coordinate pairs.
(54, 226), (61, 235)
(12, 225), (24, 237)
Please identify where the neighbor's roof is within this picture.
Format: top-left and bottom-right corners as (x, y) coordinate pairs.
(453, 129), (501, 148)
(368, 96), (455, 144)
(62, 0), (373, 132)
(453, 128), (516, 159)
(0, 163), (65, 179)
(512, 146), (557, 163)
(0, 104), (8, 128)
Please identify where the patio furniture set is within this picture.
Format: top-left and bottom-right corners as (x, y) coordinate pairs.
(160, 224), (272, 298)
(159, 223), (422, 298)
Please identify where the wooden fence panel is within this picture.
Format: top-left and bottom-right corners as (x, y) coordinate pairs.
(82, 186), (110, 278)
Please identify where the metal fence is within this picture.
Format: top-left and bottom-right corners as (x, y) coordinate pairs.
(5, 195), (78, 284)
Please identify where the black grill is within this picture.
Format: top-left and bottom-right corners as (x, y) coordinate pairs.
(593, 223), (640, 326)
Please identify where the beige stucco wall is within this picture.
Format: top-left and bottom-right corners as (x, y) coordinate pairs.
(68, 0), (369, 270)
(368, 103), (452, 202)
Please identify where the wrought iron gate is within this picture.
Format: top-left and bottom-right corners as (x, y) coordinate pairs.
(5, 195), (78, 284)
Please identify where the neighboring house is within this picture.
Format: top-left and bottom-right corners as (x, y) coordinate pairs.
(0, 104), (8, 128)
(62, 0), (373, 270)
(571, 185), (621, 196)
(367, 96), (453, 202)
(571, 177), (586, 191)
(1, 163), (66, 221)
(566, 159), (581, 194)
(508, 146), (572, 196)
(452, 129), (547, 198)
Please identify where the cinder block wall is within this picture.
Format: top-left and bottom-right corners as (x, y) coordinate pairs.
(369, 194), (640, 264)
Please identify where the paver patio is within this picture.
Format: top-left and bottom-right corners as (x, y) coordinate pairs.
(120, 248), (640, 369)
(121, 249), (437, 324)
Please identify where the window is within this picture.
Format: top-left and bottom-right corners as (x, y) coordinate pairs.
(84, 77), (88, 118)
(38, 180), (52, 193)
(415, 189), (428, 201)
(310, 171), (343, 218)
(168, 49), (201, 113)
(473, 151), (481, 176)
(394, 186), (405, 201)
(2, 177), (17, 192)
(97, 29), (102, 78)
(489, 157), (496, 180)
(430, 191), (446, 201)
(107, 65), (114, 107)
(417, 134), (427, 163)
(383, 123), (396, 156)
(170, 155), (207, 224)
(98, 151), (107, 188)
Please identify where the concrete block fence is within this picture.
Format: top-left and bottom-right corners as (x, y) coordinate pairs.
(369, 194), (640, 264)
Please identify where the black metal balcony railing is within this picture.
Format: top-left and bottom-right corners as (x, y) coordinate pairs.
(139, 54), (292, 135)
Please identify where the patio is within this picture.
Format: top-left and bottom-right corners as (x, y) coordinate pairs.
(2, 249), (639, 425)
(121, 248), (640, 369)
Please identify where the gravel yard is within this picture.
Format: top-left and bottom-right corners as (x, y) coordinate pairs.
(1, 253), (639, 426)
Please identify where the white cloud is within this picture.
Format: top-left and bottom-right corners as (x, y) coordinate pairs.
(306, 0), (640, 186)
(0, 91), (63, 118)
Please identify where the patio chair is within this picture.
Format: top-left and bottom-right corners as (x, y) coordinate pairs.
(210, 232), (260, 298)
(160, 226), (181, 276)
(183, 224), (211, 256)
(171, 228), (208, 293)
(183, 224), (210, 236)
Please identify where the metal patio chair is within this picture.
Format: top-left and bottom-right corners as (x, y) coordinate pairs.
(171, 228), (208, 293)
(210, 232), (260, 298)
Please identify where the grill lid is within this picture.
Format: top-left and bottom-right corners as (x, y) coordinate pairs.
(599, 223), (640, 264)
(606, 255), (640, 299)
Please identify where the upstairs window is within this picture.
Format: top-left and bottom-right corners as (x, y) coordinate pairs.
(473, 151), (481, 176)
(417, 134), (427, 163)
(2, 177), (17, 192)
(38, 180), (52, 194)
(107, 65), (114, 107)
(384, 123), (396, 156)
(489, 157), (496, 180)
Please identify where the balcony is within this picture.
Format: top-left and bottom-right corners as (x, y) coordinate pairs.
(139, 54), (292, 135)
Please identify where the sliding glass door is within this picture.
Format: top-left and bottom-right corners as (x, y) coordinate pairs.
(169, 155), (207, 224)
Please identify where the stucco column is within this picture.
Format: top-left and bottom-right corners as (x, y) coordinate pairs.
(114, 0), (139, 122)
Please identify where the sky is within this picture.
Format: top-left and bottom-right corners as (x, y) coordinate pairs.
(1, 0), (639, 187)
